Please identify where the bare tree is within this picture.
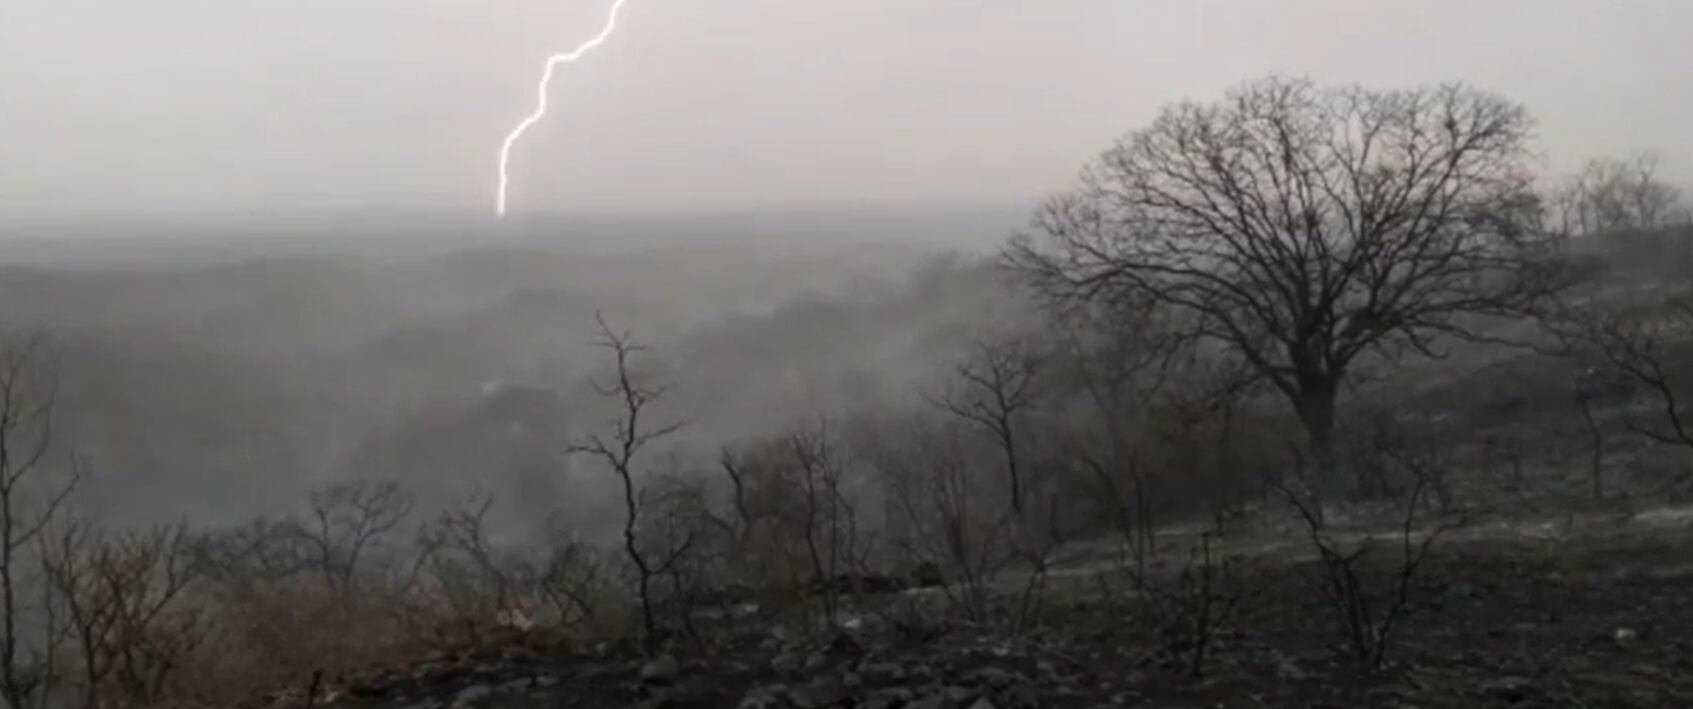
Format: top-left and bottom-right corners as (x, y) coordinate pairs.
(713, 435), (855, 613)
(0, 334), (79, 709)
(932, 336), (1072, 629)
(866, 414), (1009, 622)
(714, 449), (756, 561)
(189, 517), (312, 597)
(1008, 77), (1564, 500)
(38, 519), (109, 709)
(1574, 295), (1693, 480)
(1050, 302), (1175, 577)
(414, 492), (521, 645)
(930, 339), (1041, 515)
(41, 520), (200, 708)
(712, 442), (794, 599)
(567, 313), (683, 656)
(787, 419), (864, 627)
(300, 480), (414, 594)
(1554, 152), (1685, 237)
(633, 471), (716, 648)
(1572, 368), (1608, 499)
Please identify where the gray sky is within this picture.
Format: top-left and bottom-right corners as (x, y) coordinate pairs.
(2, 0), (1689, 220)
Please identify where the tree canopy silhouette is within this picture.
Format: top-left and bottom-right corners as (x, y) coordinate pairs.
(1009, 77), (1567, 492)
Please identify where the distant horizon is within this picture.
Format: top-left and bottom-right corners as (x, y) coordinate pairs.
(0, 204), (1027, 268)
(0, 201), (1035, 230)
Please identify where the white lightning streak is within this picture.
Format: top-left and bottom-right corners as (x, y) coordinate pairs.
(496, 0), (632, 217)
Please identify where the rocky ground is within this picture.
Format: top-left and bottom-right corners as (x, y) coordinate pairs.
(285, 510), (1693, 708)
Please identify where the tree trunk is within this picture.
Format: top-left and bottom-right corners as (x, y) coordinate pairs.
(1293, 378), (1340, 508)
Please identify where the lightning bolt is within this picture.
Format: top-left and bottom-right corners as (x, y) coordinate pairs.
(496, 0), (632, 218)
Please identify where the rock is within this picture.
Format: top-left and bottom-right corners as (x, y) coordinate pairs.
(632, 692), (677, 709)
(906, 685), (971, 709)
(1480, 676), (1533, 703)
(963, 667), (1021, 689)
(1106, 690), (1142, 706)
(862, 686), (916, 709)
(770, 651), (802, 675)
(968, 699), (997, 709)
(997, 682), (1040, 709)
(640, 654), (681, 684)
(789, 676), (850, 708)
(826, 631), (864, 655)
(737, 685), (789, 709)
(905, 695), (952, 709)
(1276, 658), (1308, 680)
(499, 644), (536, 664)
(912, 561), (944, 587)
(346, 681), (392, 698)
(450, 684), (492, 708)
(856, 662), (908, 686)
(1614, 626), (1639, 647)
(908, 664), (939, 683)
(804, 650), (830, 671)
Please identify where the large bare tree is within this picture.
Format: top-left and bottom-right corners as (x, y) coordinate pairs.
(1009, 76), (1563, 493)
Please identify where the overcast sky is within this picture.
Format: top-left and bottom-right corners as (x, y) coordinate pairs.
(2, 0), (1689, 220)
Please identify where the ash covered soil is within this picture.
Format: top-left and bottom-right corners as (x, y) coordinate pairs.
(282, 510), (1693, 709)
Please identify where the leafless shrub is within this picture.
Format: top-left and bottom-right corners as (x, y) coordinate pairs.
(631, 470), (724, 647)
(1144, 356), (1271, 528)
(1127, 531), (1247, 680)
(715, 440), (812, 608)
(174, 503), (449, 707)
(299, 480), (414, 595)
(929, 336), (1071, 631)
(1588, 296), (1693, 458)
(707, 420), (882, 629)
(1277, 428), (1454, 674)
(1335, 410), (1454, 514)
(40, 519), (201, 708)
(866, 413), (1012, 622)
(1059, 314), (1277, 579)
(1048, 303), (1171, 576)
(410, 492), (524, 648)
(1546, 289), (1693, 496)
(531, 513), (611, 635)
(189, 518), (312, 596)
